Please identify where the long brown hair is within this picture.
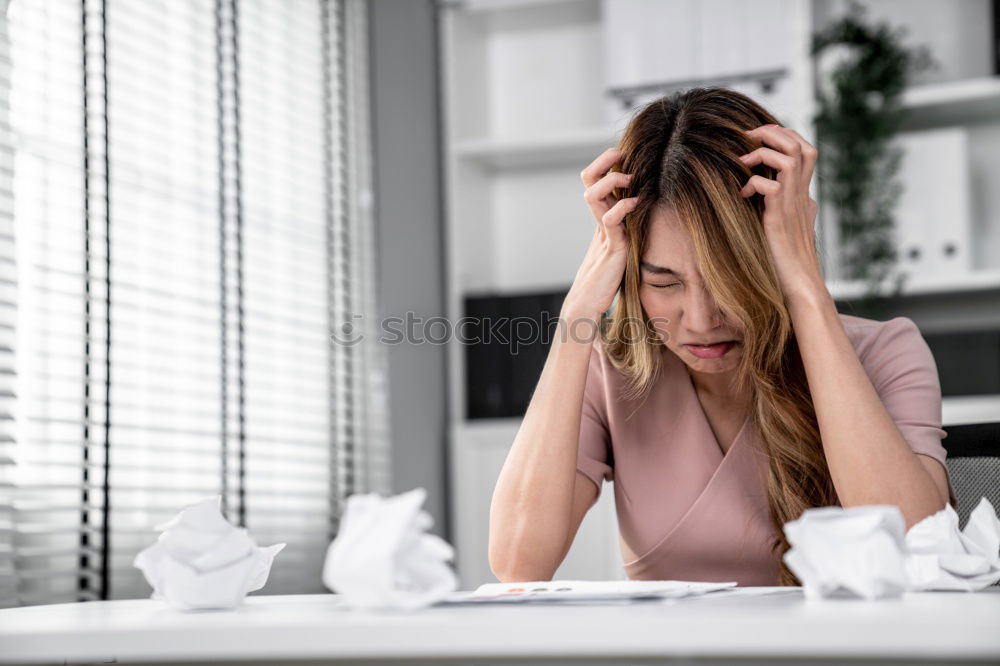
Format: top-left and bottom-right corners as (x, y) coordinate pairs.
(602, 87), (839, 586)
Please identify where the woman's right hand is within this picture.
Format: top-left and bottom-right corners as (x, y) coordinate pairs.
(562, 147), (638, 323)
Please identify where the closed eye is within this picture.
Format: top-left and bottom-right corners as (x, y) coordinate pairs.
(648, 282), (680, 289)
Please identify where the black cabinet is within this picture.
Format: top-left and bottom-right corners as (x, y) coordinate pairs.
(464, 289), (567, 419)
(925, 329), (1000, 396)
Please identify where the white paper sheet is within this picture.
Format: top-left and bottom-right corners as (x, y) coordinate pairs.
(437, 579), (738, 604)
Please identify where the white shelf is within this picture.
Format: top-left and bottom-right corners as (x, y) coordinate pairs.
(827, 269), (1000, 301)
(942, 395), (1000, 427)
(449, 0), (589, 12)
(454, 416), (522, 436)
(452, 75), (1000, 172)
(453, 396), (998, 429)
(455, 127), (618, 170)
(458, 269), (1000, 303)
(457, 269), (1000, 302)
(901, 75), (1000, 129)
(454, 397), (998, 429)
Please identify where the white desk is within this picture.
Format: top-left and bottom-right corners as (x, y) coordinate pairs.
(2, 588), (999, 665)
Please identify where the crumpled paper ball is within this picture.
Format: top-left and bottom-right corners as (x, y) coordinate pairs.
(782, 504), (910, 600)
(782, 496), (1000, 600)
(322, 486), (458, 612)
(906, 496), (1000, 591)
(133, 495), (286, 611)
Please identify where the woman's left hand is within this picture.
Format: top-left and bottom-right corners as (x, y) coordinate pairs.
(738, 124), (827, 304)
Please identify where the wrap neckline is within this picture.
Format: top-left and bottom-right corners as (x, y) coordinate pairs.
(620, 364), (757, 575)
(684, 367), (751, 463)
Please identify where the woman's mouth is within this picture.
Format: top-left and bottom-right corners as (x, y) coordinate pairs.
(683, 341), (737, 359)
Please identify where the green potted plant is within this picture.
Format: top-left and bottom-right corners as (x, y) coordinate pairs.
(811, 0), (939, 317)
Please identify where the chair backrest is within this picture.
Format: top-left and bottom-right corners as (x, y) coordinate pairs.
(944, 422), (1000, 527)
(942, 421), (1000, 586)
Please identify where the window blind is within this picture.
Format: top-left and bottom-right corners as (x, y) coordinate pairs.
(4, 0), (391, 607)
(0, 0), (16, 610)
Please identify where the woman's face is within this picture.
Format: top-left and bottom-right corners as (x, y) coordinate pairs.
(638, 207), (745, 380)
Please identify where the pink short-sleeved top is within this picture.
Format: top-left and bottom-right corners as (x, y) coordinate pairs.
(576, 313), (958, 586)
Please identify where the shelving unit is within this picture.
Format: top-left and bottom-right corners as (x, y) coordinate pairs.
(437, 0), (1000, 589)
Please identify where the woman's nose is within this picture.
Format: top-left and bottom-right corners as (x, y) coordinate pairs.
(683, 283), (723, 331)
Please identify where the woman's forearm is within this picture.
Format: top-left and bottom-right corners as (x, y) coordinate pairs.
(488, 312), (598, 581)
(787, 286), (946, 529)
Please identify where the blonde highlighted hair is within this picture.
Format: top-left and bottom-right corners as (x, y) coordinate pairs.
(601, 87), (838, 586)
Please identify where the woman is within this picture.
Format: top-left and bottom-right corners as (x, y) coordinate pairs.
(488, 87), (957, 587)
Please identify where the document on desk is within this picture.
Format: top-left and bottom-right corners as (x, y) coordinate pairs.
(437, 580), (739, 605)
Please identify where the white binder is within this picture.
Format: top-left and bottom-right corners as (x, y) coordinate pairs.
(893, 127), (972, 278)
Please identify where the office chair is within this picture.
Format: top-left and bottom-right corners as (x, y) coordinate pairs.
(942, 421), (1000, 586)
